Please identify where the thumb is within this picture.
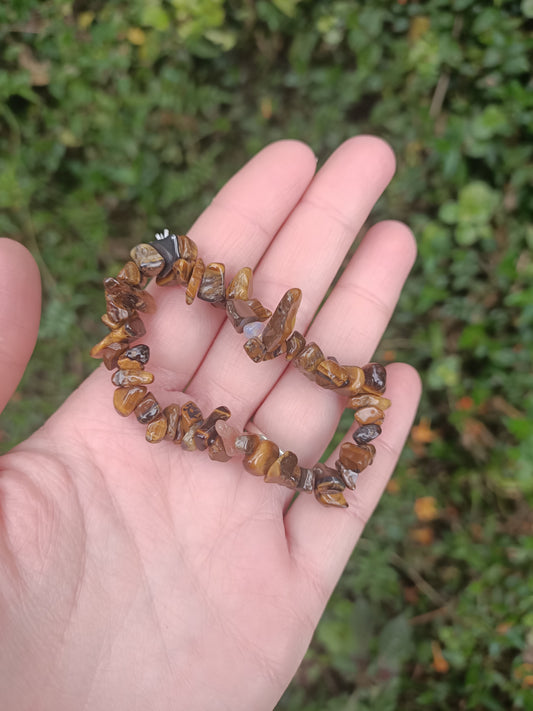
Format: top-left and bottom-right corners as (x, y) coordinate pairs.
(0, 238), (41, 415)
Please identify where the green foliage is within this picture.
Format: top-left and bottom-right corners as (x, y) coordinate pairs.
(1, 1), (532, 708)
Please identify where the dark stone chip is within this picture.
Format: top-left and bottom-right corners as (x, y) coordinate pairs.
(124, 317), (146, 338)
(297, 467), (315, 493)
(243, 337), (266, 363)
(150, 233), (180, 278)
(136, 397), (161, 424)
(362, 362), (387, 393)
(352, 424), (382, 445)
(124, 344), (150, 364)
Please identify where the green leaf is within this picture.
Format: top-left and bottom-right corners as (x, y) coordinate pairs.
(427, 355), (461, 390)
(350, 597), (375, 662)
(204, 28), (237, 51)
(439, 201), (458, 225)
(272, 0), (301, 18)
(455, 223), (492, 246)
(521, 0), (533, 18)
(471, 105), (511, 140)
(376, 615), (413, 676)
(141, 4), (171, 31)
(457, 181), (499, 225)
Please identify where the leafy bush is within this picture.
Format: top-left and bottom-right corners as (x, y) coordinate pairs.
(1, 1), (532, 708)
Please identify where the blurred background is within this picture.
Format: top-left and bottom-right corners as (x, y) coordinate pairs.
(1, 1), (532, 708)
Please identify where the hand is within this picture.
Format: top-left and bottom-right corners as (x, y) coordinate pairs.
(0, 137), (420, 711)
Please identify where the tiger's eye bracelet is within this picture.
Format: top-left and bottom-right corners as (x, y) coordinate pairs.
(90, 229), (390, 509)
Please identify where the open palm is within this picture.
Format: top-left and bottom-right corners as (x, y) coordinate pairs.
(0, 138), (420, 711)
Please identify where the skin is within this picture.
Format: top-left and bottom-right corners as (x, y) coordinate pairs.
(0, 137), (421, 711)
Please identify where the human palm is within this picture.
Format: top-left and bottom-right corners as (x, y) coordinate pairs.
(0, 137), (420, 711)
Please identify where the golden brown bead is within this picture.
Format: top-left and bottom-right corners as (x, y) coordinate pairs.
(154, 269), (176, 287)
(135, 393), (161, 424)
(293, 342), (325, 381)
(207, 436), (232, 462)
(163, 404), (181, 441)
(235, 433), (260, 454)
(185, 258), (205, 305)
(353, 406), (385, 426)
(261, 288), (302, 355)
(348, 393), (391, 411)
(101, 313), (127, 330)
(111, 370), (154, 387)
(130, 244), (165, 277)
(339, 442), (374, 473)
(146, 414), (168, 443)
(176, 258), (193, 283)
(113, 385), (148, 416)
(117, 356), (143, 371)
(156, 258), (192, 287)
(101, 343), (129, 369)
(243, 337), (266, 363)
(315, 359), (350, 389)
(106, 282), (156, 315)
(313, 463), (348, 508)
(242, 439), (280, 477)
(249, 299), (271, 322)
(285, 331), (306, 361)
(179, 401), (203, 445)
(90, 321), (142, 358)
(198, 262), (226, 307)
(226, 299), (272, 333)
(135, 290), (156, 314)
(195, 406), (231, 451)
(181, 422), (202, 451)
(225, 300), (250, 332)
(315, 489), (349, 509)
(365, 443), (376, 459)
(337, 366), (365, 396)
(123, 316), (147, 339)
(178, 234), (198, 263)
(265, 451), (300, 489)
(104, 294), (131, 325)
(226, 267), (253, 300)
(94, 316), (146, 348)
(117, 260), (143, 287)
(335, 460), (359, 490)
(297, 467), (315, 493)
(103, 276), (125, 294)
(261, 342), (287, 361)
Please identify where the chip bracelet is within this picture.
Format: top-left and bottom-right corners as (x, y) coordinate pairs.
(90, 229), (391, 508)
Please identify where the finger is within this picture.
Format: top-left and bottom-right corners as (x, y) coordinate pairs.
(286, 363), (421, 615)
(188, 136), (396, 420)
(253, 220), (417, 461)
(0, 239), (41, 415)
(142, 140), (317, 390)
